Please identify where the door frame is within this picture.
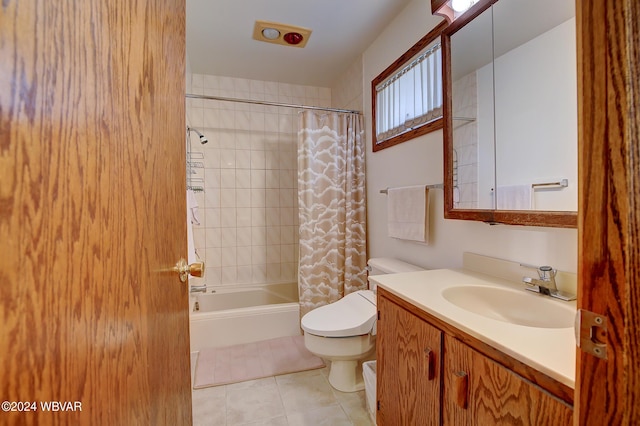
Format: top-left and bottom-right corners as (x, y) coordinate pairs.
(576, 0), (640, 423)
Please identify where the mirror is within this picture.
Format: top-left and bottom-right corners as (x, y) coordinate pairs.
(442, 0), (577, 227)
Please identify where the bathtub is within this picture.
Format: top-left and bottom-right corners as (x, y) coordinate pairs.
(189, 282), (301, 352)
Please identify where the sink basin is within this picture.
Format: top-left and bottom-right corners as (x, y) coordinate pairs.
(441, 285), (575, 329)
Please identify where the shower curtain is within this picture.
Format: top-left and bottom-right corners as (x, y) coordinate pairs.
(297, 111), (367, 317)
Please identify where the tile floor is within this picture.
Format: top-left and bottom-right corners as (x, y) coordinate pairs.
(191, 365), (375, 426)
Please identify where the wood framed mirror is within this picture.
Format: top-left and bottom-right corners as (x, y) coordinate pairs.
(440, 0), (578, 227)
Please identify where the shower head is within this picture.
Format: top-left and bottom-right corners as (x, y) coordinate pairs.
(188, 127), (208, 144)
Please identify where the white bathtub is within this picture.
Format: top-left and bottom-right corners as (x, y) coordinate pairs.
(189, 282), (301, 352)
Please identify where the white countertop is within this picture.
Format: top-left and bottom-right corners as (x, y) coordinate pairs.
(369, 268), (576, 388)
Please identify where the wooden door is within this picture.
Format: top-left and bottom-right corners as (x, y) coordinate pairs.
(576, 0), (640, 424)
(443, 335), (573, 425)
(0, 1), (191, 425)
(377, 291), (442, 425)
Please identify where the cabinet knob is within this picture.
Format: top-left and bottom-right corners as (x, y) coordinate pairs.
(454, 371), (469, 409)
(425, 347), (435, 380)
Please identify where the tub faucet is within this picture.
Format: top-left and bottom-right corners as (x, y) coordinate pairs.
(522, 265), (575, 301)
(190, 285), (207, 294)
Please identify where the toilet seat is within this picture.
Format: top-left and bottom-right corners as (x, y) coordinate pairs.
(301, 290), (377, 338)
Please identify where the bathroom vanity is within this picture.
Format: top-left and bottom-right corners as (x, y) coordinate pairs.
(370, 266), (575, 425)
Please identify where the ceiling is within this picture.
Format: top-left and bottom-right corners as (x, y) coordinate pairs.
(186, 0), (412, 88)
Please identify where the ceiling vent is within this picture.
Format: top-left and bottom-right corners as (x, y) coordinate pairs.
(252, 20), (312, 48)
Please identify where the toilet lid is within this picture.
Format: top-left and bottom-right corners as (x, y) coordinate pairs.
(301, 290), (377, 337)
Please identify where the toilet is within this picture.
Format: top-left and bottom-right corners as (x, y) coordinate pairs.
(301, 258), (424, 392)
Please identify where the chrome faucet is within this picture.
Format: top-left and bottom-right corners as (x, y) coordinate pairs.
(522, 265), (576, 301)
(190, 285), (207, 294)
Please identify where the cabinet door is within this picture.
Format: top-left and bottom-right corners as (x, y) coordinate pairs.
(443, 335), (573, 425)
(377, 294), (442, 425)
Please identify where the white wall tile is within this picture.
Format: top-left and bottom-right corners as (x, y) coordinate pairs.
(251, 207), (266, 227)
(220, 170), (236, 188)
(236, 189), (251, 208)
(250, 133), (265, 152)
(236, 150), (251, 169)
(219, 110), (235, 130)
(251, 170), (266, 188)
(221, 228), (237, 247)
(236, 207), (252, 227)
(279, 189), (294, 207)
(184, 73), (329, 286)
(251, 189), (266, 207)
(205, 228), (221, 248)
(252, 264), (267, 282)
(237, 246), (252, 266)
(237, 266), (252, 283)
(266, 227), (281, 246)
(281, 226), (295, 245)
(281, 244), (295, 263)
(221, 266), (237, 284)
(235, 133), (252, 150)
(252, 246), (267, 264)
(205, 208), (220, 228)
(251, 150), (266, 169)
(266, 263), (281, 282)
(266, 208), (280, 227)
(265, 169), (280, 189)
(264, 81), (278, 97)
(221, 247), (237, 267)
(237, 227), (252, 246)
(220, 150), (236, 169)
(236, 111), (251, 131)
(220, 208), (237, 227)
(252, 227), (266, 246)
(220, 189), (236, 207)
(207, 248), (222, 268)
(205, 267), (221, 285)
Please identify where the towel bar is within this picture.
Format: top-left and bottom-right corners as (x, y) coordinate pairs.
(531, 179), (568, 189)
(380, 183), (444, 194)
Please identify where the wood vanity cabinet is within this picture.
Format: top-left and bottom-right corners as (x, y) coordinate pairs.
(443, 335), (573, 425)
(377, 293), (442, 425)
(376, 288), (573, 426)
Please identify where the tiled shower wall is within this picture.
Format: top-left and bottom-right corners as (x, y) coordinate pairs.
(187, 74), (331, 287)
(452, 72), (479, 209)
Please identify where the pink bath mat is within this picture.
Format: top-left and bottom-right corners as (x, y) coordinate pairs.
(193, 335), (325, 389)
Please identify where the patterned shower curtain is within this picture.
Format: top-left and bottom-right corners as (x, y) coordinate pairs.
(297, 110), (367, 318)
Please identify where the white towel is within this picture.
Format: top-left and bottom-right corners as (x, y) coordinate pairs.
(387, 185), (430, 243)
(496, 185), (533, 210)
(187, 189), (201, 225)
(186, 190), (199, 264)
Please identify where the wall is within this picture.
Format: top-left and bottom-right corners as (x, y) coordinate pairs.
(362, 0), (578, 274)
(493, 17), (577, 211)
(331, 55), (364, 112)
(187, 75), (331, 287)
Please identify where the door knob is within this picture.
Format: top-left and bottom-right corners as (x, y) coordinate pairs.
(173, 258), (205, 283)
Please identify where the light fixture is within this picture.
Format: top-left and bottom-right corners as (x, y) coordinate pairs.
(252, 20), (312, 48)
(451, 0), (479, 13)
(283, 32), (303, 45)
(432, 0), (479, 22)
(261, 28), (280, 40)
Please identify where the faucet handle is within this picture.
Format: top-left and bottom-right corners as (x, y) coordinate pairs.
(537, 265), (556, 281)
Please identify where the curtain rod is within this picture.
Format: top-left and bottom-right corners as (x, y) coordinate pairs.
(185, 93), (362, 115)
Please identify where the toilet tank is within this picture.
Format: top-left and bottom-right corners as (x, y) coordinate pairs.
(367, 258), (424, 293)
